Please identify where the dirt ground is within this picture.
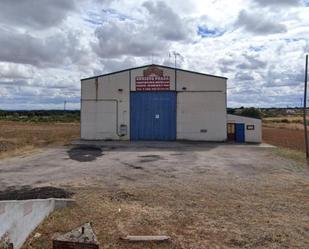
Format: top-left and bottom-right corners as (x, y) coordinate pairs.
(0, 121), (79, 157)
(0, 142), (308, 249)
(263, 126), (306, 152)
(262, 115), (307, 152)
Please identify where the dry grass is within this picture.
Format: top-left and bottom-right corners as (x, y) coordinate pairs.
(263, 122), (304, 130)
(263, 115), (305, 130)
(22, 177), (309, 249)
(22, 188), (178, 249)
(263, 115), (303, 122)
(262, 116), (307, 152)
(263, 126), (305, 152)
(273, 147), (307, 164)
(0, 121), (80, 158)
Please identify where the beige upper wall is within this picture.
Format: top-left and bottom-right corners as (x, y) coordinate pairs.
(81, 71), (130, 100)
(82, 65), (227, 95)
(129, 65), (226, 92)
(176, 70), (226, 92)
(81, 78), (96, 99)
(98, 71), (130, 100)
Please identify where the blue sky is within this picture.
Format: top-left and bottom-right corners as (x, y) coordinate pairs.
(0, 0), (308, 109)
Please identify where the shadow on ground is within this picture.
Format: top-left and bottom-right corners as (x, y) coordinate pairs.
(0, 186), (74, 200)
(72, 140), (225, 153)
(67, 146), (103, 162)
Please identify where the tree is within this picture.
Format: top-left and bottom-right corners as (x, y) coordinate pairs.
(227, 108), (235, 114)
(240, 107), (261, 119)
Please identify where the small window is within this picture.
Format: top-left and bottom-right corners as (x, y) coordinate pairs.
(247, 125), (255, 130)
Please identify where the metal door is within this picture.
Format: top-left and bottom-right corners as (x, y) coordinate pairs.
(235, 123), (245, 143)
(130, 92), (176, 140)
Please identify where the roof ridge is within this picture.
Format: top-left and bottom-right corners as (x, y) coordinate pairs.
(81, 64), (227, 81)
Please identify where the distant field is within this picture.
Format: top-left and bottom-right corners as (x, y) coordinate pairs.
(263, 115), (303, 122)
(262, 115), (306, 152)
(0, 121), (80, 157)
(263, 127), (305, 152)
(0, 110), (80, 123)
(263, 122), (304, 131)
(263, 115), (305, 130)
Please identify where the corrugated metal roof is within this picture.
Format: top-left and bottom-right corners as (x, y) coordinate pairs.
(81, 64), (228, 81)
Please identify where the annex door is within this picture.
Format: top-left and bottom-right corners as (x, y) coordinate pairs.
(227, 123), (235, 141)
(130, 92), (176, 141)
(235, 123), (245, 143)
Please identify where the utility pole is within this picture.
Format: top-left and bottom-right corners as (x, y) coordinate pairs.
(64, 100), (67, 111)
(303, 55), (309, 159)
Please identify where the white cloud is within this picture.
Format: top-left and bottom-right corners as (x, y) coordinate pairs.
(142, 1), (191, 41)
(91, 1), (194, 59)
(0, 0), (309, 109)
(0, 0), (76, 29)
(236, 10), (287, 35)
(0, 63), (34, 79)
(0, 30), (81, 68)
(252, 0), (302, 7)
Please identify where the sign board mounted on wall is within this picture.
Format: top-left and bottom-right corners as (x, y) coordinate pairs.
(135, 66), (170, 91)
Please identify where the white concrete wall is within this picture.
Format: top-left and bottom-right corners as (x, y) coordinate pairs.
(176, 71), (227, 141)
(227, 114), (262, 143)
(81, 71), (130, 140)
(81, 101), (118, 140)
(0, 199), (74, 249)
(177, 92), (227, 141)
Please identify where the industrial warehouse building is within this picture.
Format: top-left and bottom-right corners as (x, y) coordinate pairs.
(80, 64), (261, 143)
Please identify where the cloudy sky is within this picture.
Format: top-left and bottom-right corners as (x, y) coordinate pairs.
(0, 0), (309, 109)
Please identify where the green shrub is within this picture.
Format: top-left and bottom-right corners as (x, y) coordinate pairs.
(281, 119), (290, 123)
(0, 110), (80, 123)
(240, 107), (262, 119)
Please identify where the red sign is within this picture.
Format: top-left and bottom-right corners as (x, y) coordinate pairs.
(135, 66), (170, 91)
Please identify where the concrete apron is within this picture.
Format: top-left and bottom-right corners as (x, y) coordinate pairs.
(0, 198), (75, 249)
(72, 139), (274, 149)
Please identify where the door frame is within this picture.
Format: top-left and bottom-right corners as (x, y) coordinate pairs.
(227, 123), (236, 141)
(227, 122), (245, 143)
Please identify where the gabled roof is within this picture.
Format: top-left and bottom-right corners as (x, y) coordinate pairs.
(81, 64), (227, 81)
(227, 114), (262, 120)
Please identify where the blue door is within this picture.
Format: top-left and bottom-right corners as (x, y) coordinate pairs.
(235, 123), (245, 143)
(130, 92), (176, 141)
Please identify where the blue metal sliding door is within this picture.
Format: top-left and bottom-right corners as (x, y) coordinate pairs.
(130, 92), (176, 141)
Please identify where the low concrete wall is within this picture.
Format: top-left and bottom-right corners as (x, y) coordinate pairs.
(0, 198), (74, 249)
